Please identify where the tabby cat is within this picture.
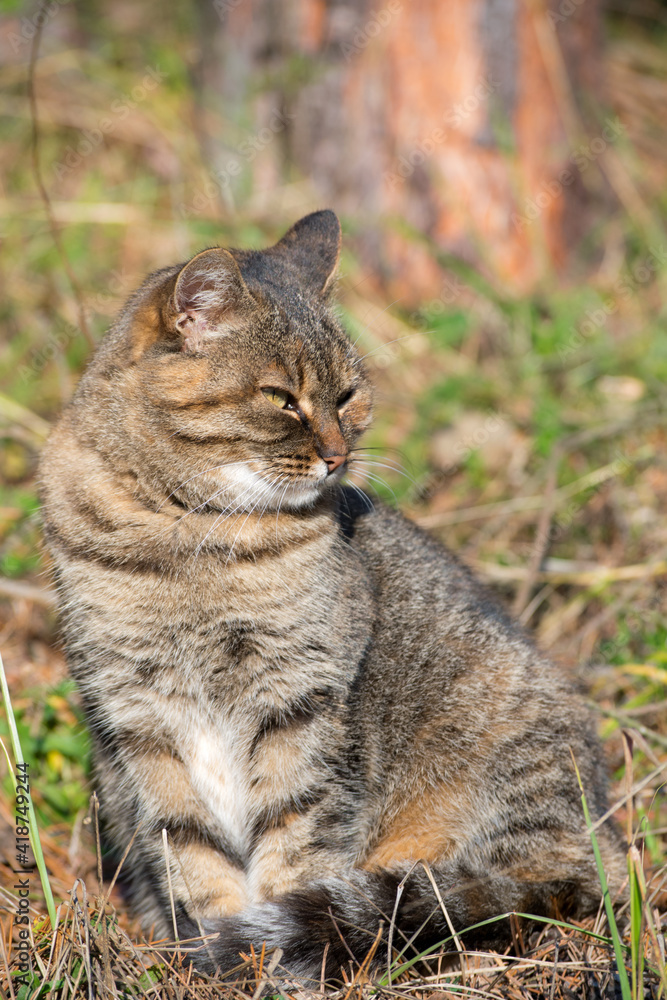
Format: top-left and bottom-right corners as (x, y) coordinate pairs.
(40, 211), (625, 981)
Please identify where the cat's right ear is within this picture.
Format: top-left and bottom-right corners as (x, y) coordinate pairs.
(271, 210), (342, 298)
(167, 248), (256, 354)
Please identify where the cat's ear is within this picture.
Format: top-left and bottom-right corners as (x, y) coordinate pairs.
(272, 210), (341, 297)
(169, 248), (256, 353)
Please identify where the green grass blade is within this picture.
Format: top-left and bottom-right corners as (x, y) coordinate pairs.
(572, 753), (632, 1000)
(628, 846), (646, 1000)
(0, 736), (16, 788)
(629, 858), (642, 1000)
(0, 648), (57, 928)
(378, 909), (617, 985)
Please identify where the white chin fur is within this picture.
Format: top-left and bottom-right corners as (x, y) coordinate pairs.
(215, 463), (331, 513)
(277, 481), (328, 510)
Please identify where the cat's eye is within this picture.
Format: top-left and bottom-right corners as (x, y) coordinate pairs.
(337, 388), (354, 409)
(262, 387), (292, 410)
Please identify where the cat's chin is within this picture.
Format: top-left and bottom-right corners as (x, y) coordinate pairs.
(277, 466), (351, 510)
(273, 479), (331, 510)
(198, 465), (330, 514)
(247, 468), (343, 511)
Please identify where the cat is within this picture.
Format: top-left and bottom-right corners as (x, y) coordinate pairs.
(40, 210), (626, 982)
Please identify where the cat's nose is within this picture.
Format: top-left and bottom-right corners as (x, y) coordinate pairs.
(324, 454), (346, 474)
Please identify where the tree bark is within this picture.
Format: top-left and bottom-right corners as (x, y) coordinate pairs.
(195, 0), (604, 301)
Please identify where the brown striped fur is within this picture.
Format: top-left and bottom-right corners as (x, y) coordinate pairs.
(40, 211), (625, 982)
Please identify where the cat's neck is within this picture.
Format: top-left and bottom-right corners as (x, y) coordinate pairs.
(43, 422), (347, 576)
(164, 490), (340, 565)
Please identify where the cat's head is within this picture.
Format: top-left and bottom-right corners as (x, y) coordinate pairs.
(85, 210), (373, 513)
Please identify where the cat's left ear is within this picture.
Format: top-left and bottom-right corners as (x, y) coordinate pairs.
(170, 248), (256, 353)
(272, 210), (342, 298)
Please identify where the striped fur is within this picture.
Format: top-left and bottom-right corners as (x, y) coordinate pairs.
(40, 211), (625, 983)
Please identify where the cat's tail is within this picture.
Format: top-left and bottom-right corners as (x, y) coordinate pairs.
(178, 861), (604, 982)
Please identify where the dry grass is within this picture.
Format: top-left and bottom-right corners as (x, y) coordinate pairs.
(1, 870), (665, 998)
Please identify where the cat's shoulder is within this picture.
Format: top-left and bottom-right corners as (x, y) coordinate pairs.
(335, 485), (522, 630)
(336, 484), (464, 565)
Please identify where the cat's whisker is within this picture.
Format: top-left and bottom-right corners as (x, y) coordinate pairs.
(252, 479), (286, 541)
(257, 474), (293, 528)
(343, 480), (375, 514)
(177, 479), (264, 543)
(192, 480), (271, 559)
(344, 468), (372, 494)
(192, 504), (241, 561)
(210, 475), (285, 559)
(164, 486), (233, 533)
(200, 479), (266, 517)
(210, 497), (262, 549)
(221, 479), (280, 526)
(349, 453), (412, 477)
(351, 444), (416, 473)
(349, 457), (418, 487)
(349, 447), (408, 466)
(355, 470), (400, 505)
(347, 299), (403, 352)
(352, 445), (408, 456)
(353, 332), (414, 366)
(224, 489), (273, 567)
(358, 470), (394, 491)
(249, 476), (282, 526)
(156, 461), (251, 513)
(217, 472), (286, 520)
(346, 460), (405, 498)
(273, 477), (293, 544)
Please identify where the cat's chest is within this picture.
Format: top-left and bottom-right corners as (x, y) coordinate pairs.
(128, 536), (373, 691)
(152, 548), (370, 862)
(183, 713), (252, 856)
(178, 696), (341, 864)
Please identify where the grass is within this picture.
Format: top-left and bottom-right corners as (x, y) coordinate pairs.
(573, 754), (632, 1000)
(1, 1), (667, 997)
(0, 649), (56, 929)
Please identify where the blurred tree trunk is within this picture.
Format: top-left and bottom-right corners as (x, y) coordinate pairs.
(194, 0), (604, 301)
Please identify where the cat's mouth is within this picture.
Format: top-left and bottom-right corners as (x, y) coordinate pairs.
(269, 462), (346, 510)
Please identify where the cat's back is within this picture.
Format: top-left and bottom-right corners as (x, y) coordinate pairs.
(339, 486), (530, 667)
(338, 488), (600, 794)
